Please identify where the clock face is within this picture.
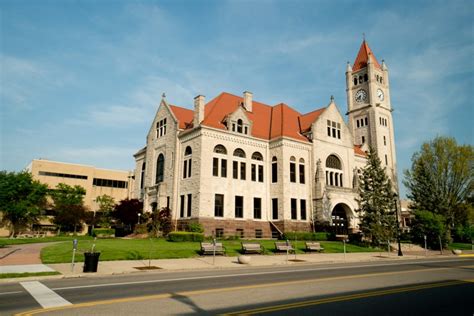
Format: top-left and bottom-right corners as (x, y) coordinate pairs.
(377, 89), (384, 101)
(355, 89), (367, 103)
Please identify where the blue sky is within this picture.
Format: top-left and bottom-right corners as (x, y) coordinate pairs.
(1, 0), (473, 197)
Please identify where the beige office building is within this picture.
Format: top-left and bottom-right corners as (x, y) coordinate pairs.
(27, 159), (134, 211)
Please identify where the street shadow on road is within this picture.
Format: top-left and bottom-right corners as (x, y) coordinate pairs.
(170, 292), (207, 314)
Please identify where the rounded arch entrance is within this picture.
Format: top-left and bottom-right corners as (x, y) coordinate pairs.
(331, 203), (353, 235)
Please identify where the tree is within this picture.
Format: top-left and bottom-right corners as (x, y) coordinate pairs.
(112, 199), (143, 231)
(95, 194), (115, 227)
(157, 207), (173, 236)
(0, 171), (48, 237)
(411, 210), (447, 250)
(404, 136), (473, 236)
(357, 147), (397, 247)
(50, 183), (87, 234)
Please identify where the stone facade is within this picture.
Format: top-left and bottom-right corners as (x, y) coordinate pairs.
(133, 41), (398, 238)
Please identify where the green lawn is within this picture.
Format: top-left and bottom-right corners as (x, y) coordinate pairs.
(41, 238), (380, 264)
(0, 236), (93, 247)
(0, 272), (61, 279)
(448, 242), (473, 250)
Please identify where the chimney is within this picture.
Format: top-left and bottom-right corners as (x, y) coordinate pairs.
(193, 95), (205, 127)
(243, 91), (253, 112)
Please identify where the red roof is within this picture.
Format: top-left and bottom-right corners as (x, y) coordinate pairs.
(352, 40), (382, 72)
(354, 145), (367, 157)
(169, 105), (194, 129)
(169, 92), (324, 143)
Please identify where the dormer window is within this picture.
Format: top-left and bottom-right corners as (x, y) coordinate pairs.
(237, 119), (243, 133)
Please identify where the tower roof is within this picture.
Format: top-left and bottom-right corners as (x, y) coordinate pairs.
(352, 40), (382, 71)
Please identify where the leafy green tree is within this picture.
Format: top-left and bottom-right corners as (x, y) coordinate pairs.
(357, 147), (397, 247)
(50, 183), (87, 234)
(113, 198), (143, 231)
(95, 194), (115, 227)
(404, 136), (473, 236)
(411, 210), (447, 249)
(0, 171), (48, 237)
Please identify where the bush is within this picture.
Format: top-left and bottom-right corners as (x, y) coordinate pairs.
(411, 210), (448, 250)
(133, 223), (148, 235)
(186, 222), (204, 233)
(92, 228), (114, 237)
(283, 231), (329, 241)
(168, 231), (204, 242)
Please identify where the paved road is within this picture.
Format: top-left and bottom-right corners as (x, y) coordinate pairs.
(1, 257), (473, 315)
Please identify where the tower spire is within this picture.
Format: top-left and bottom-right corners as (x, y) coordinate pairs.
(352, 40), (381, 71)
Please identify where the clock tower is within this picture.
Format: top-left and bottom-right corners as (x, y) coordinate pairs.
(346, 40), (398, 189)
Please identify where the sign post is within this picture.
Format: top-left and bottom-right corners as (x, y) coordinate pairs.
(71, 239), (78, 272)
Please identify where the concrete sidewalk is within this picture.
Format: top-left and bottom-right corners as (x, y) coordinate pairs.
(45, 251), (454, 278)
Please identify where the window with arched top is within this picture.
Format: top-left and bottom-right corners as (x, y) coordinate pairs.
(290, 156), (296, 182)
(237, 119), (243, 133)
(358, 75), (362, 83)
(364, 74), (368, 82)
(140, 162), (146, 189)
(326, 155), (342, 169)
(183, 146), (192, 179)
(156, 154), (164, 184)
(325, 155), (343, 187)
(214, 145), (227, 154)
(185, 146), (192, 156)
(353, 78), (357, 85)
(251, 152), (263, 161)
(272, 156), (278, 183)
(233, 148), (246, 158)
(299, 158), (305, 184)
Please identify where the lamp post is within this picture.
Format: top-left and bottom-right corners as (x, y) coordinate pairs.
(393, 194), (403, 256)
(138, 213), (142, 225)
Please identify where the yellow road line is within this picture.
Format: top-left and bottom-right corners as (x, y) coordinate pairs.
(15, 266), (474, 316)
(459, 254), (474, 257)
(223, 279), (474, 315)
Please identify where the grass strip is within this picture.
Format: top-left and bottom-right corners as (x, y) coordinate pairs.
(0, 271), (61, 279)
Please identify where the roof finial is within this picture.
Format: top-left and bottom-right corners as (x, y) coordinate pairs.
(162, 92), (166, 99)
(362, 32), (366, 42)
(330, 95), (334, 102)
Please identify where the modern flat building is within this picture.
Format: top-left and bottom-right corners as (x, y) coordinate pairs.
(27, 159), (134, 211)
(133, 40), (398, 238)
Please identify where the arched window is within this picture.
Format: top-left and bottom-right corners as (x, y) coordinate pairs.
(251, 152), (263, 161)
(156, 154), (164, 184)
(325, 155), (343, 187)
(237, 119), (243, 133)
(185, 146), (192, 156)
(233, 148), (246, 158)
(326, 155), (342, 170)
(140, 162), (146, 189)
(299, 158), (305, 184)
(353, 78), (357, 85)
(290, 156), (296, 183)
(214, 145), (227, 154)
(272, 156), (278, 183)
(183, 146), (192, 179)
(358, 75), (362, 83)
(364, 74), (368, 82)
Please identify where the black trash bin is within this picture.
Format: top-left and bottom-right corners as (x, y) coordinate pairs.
(83, 252), (100, 273)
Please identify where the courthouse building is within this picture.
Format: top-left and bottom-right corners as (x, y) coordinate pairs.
(133, 40), (398, 238)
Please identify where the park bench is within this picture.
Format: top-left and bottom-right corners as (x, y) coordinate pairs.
(200, 242), (226, 255)
(274, 242), (294, 253)
(305, 242), (324, 252)
(241, 242), (264, 254)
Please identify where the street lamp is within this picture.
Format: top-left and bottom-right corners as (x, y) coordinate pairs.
(393, 193), (403, 256)
(138, 213), (142, 225)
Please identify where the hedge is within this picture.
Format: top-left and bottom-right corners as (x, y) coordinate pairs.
(92, 228), (115, 237)
(168, 231), (204, 242)
(283, 231), (329, 241)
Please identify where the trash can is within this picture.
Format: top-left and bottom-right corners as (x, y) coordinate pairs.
(83, 252), (100, 273)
